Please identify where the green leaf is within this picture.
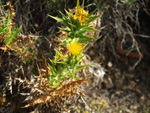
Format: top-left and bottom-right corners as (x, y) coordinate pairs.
(48, 63), (56, 76)
(87, 15), (100, 23)
(77, 0), (80, 7)
(76, 26), (98, 34)
(22, 47), (28, 53)
(49, 15), (69, 27)
(4, 26), (22, 45)
(4, 11), (11, 26)
(0, 11), (10, 35)
(77, 34), (96, 43)
(87, 9), (97, 17)
(82, 0), (84, 8)
(76, 18), (81, 28)
(59, 36), (73, 46)
(49, 59), (58, 73)
(59, 11), (69, 21)
(47, 74), (51, 84)
(68, 22), (76, 28)
(49, 15), (63, 22)
(58, 27), (71, 33)
(25, 50), (34, 62)
(75, 64), (90, 73)
(54, 50), (67, 62)
(64, 9), (71, 17)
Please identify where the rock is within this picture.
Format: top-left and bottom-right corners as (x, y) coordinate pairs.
(107, 61), (113, 68)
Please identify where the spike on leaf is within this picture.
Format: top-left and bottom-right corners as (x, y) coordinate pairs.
(77, 0), (80, 7)
(82, 0), (84, 8)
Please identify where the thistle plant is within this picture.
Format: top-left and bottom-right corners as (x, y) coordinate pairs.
(0, 3), (35, 62)
(48, 0), (100, 88)
(0, 11), (22, 46)
(47, 39), (89, 88)
(49, 0), (99, 45)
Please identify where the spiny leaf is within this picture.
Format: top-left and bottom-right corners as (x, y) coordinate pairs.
(77, 0), (80, 7)
(87, 9), (97, 17)
(82, 0), (84, 8)
(4, 26), (22, 45)
(49, 15), (69, 26)
(49, 15), (64, 23)
(76, 26), (98, 34)
(75, 64), (90, 73)
(87, 15), (100, 23)
(59, 11), (69, 21)
(58, 27), (71, 33)
(64, 9), (71, 17)
(77, 34), (96, 43)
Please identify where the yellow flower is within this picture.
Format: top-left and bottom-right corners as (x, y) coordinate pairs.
(72, 15), (78, 21)
(67, 41), (82, 55)
(76, 6), (88, 16)
(100, 98), (106, 108)
(76, 6), (83, 15)
(70, 6), (88, 25)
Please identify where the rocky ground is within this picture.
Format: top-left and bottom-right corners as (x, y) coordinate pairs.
(77, 36), (150, 113)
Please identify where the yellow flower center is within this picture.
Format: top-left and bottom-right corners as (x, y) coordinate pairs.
(67, 41), (82, 55)
(100, 98), (106, 108)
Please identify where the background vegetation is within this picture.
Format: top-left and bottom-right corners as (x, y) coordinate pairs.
(0, 0), (150, 112)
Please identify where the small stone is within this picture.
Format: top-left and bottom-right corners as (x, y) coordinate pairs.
(140, 96), (145, 100)
(108, 61), (113, 67)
